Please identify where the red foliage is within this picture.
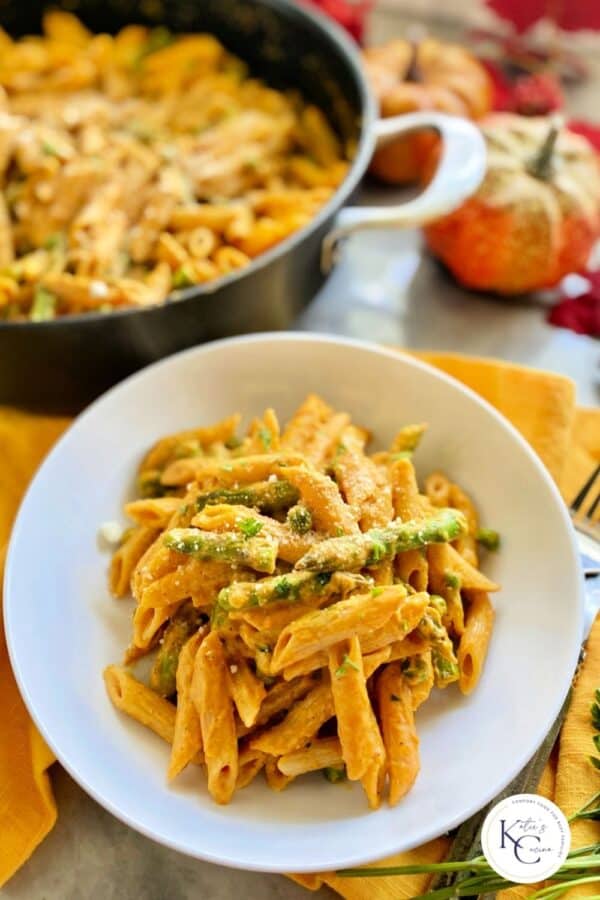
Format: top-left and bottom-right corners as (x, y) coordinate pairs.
(569, 120), (600, 154)
(511, 72), (564, 114)
(486, 0), (600, 34)
(482, 62), (564, 114)
(548, 271), (600, 337)
(300, 0), (372, 43)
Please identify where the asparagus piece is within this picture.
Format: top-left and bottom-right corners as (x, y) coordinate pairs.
(401, 654), (432, 685)
(164, 527), (278, 573)
(391, 423), (427, 455)
(217, 570), (371, 614)
(295, 508), (467, 572)
(476, 527), (501, 552)
(195, 480), (299, 515)
(418, 608), (459, 688)
(149, 602), (204, 697)
(138, 468), (173, 498)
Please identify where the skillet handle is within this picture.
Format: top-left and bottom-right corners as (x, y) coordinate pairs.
(321, 111), (486, 272)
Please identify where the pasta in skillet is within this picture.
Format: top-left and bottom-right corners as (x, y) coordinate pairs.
(0, 12), (350, 320)
(103, 394), (501, 807)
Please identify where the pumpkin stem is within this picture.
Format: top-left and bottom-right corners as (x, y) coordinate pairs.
(527, 116), (563, 180)
(405, 41), (421, 83)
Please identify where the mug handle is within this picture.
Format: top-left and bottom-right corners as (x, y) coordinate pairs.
(321, 111), (487, 272)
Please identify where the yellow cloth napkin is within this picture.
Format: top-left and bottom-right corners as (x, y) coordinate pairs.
(0, 411), (70, 886)
(0, 352), (598, 891)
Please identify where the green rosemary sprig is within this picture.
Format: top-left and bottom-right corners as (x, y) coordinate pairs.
(569, 687), (600, 823)
(337, 845), (600, 898)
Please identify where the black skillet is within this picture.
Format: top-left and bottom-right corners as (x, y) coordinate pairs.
(0, 0), (485, 411)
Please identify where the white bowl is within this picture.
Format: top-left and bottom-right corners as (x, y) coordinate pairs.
(4, 333), (583, 873)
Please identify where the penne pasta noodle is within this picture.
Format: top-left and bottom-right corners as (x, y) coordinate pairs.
(395, 548), (429, 592)
(360, 646), (395, 684)
(103, 665), (176, 745)
(282, 466), (359, 536)
(425, 471), (451, 507)
(139, 558), (233, 609)
(377, 664), (420, 805)
(253, 675), (317, 729)
(351, 591), (429, 656)
(124, 497), (182, 529)
(449, 483), (480, 567)
(160, 451), (305, 489)
(328, 636), (385, 788)
(131, 540), (179, 602)
(271, 584), (407, 672)
(280, 393), (333, 453)
(191, 631), (238, 804)
(227, 656), (267, 728)
(236, 745), (267, 789)
(334, 425), (393, 529)
(278, 737), (343, 777)
(281, 623), (420, 682)
(132, 600), (182, 650)
(168, 628), (207, 779)
(264, 755), (294, 791)
(428, 542), (499, 593)
(250, 681), (334, 757)
(301, 411), (351, 469)
(390, 457), (429, 522)
(109, 525), (160, 597)
(458, 590), (495, 695)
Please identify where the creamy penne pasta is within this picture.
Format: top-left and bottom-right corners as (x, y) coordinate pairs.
(102, 394), (501, 808)
(0, 15), (350, 321)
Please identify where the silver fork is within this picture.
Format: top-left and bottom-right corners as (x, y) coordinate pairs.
(569, 463), (600, 634)
(569, 462), (600, 578)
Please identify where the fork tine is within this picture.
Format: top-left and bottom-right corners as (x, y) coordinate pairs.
(588, 491), (600, 520)
(570, 463), (600, 513)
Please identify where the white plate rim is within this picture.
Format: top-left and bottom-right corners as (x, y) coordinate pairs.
(3, 332), (584, 872)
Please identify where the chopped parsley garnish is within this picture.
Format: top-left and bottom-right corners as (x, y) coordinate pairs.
(476, 528), (500, 552)
(239, 517), (263, 538)
(274, 576), (292, 598)
(323, 766), (346, 784)
(371, 586), (384, 597)
(335, 654), (360, 679)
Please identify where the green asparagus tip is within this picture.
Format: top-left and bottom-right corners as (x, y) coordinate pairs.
(476, 528), (501, 552)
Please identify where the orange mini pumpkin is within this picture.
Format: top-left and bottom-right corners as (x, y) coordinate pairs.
(425, 114), (600, 295)
(362, 38), (492, 184)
